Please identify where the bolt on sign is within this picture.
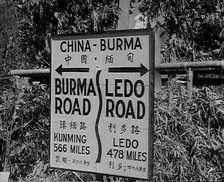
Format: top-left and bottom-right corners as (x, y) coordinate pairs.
(50, 29), (154, 180)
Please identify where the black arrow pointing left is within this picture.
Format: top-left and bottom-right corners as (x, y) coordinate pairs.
(56, 64), (89, 76)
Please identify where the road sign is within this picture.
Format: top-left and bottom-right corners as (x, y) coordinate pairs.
(50, 29), (154, 180)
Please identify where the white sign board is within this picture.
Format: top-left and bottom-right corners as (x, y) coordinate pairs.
(50, 30), (154, 180)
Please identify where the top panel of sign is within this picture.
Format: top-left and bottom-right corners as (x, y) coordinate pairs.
(52, 29), (152, 41)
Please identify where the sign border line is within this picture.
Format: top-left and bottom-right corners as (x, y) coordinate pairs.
(50, 28), (154, 180)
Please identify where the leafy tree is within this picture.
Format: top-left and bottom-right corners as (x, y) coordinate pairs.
(14, 0), (119, 69)
(0, 1), (19, 94)
(145, 0), (224, 62)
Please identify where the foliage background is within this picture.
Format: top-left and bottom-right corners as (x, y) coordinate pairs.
(154, 81), (224, 181)
(146, 0), (224, 62)
(0, 0), (224, 181)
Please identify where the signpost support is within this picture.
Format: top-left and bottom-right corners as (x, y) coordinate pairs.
(148, 29), (155, 181)
(187, 68), (193, 97)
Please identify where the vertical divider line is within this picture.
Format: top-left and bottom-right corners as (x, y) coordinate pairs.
(95, 70), (102, 163)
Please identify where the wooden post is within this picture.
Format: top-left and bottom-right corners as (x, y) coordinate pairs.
(118, 0), (130, 30)
(95, 174), (104, 181)
(154, 32), (162, 92)
(187, 68), (193, 97)
(168, 86), (173, 110)
(118, 0), (142, 30)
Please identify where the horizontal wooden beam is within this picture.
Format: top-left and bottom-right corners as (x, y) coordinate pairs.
(10, 69), (50, 77)
(10, 61), (224, 77)
(157, 60), (224, 70)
